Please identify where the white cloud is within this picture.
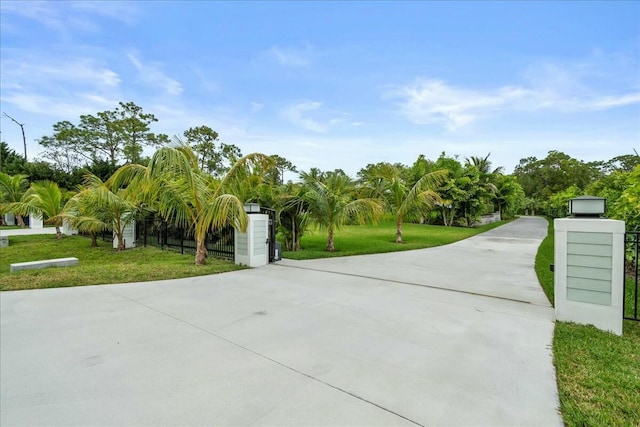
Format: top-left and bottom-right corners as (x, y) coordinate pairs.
(391, 77), (640, 130)
(264, 46), (311, 67)
(0, 0), (138, 34)
(70, 1), (139, 24)
(282, 101), (328, 132)
(0, 54), (122, 118)
(250, 102), (264, 113)
(587, 93), (640, 110)
(390, 52), (640, 130)
(191, 67), (219, 94)
(281, 102), (359, 133)
(1, 93), (117, 119)
(390, 79), (525, 130)
(127, 52), (183, 96)
(0, 1), (65, 31)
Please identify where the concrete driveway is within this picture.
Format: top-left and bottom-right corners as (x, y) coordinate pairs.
(0, 216), (561, 426)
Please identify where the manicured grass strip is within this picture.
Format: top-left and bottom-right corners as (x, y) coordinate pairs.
(534, 217), (555, 305)
(283, 220), (509, 260)
(554, 322), (640, 427)
(0, 234), (244, 291)
(534, 217), (640, 426)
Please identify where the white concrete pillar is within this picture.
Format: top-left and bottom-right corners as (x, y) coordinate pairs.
(113, 221), (136, 249)
(234, 214), (269, 267)
(30, 214), (44, 229)
(62, 220), (78, 236)
(554, 218), (625, 335)
(4, 214), (16, 226)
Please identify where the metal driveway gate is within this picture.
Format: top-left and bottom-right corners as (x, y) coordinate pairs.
(623, 231), (639, 322)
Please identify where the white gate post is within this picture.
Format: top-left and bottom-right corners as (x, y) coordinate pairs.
(554, 218), (625, 335)
(234, 214), (269, 267)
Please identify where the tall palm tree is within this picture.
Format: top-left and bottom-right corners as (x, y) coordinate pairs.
(0, 172), (28, 227)
(276, 182), (309, 251)
(465, 153), (504, 176)
(8, 181), (65, 238)
(109, 143), (272, 265)
(63, 173), (138, 249)
(465, 153), (504, 214)
(361, 163), (447, 243)
(61, 195), (108, 247)
(301, 170), (382, 252)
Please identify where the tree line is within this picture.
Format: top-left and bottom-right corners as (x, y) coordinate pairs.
(1, 102), (638, 263)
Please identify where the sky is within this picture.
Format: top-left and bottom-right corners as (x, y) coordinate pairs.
(1, 1), (639, 178)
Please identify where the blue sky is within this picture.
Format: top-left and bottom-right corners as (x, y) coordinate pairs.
(1, 1), (638, 177)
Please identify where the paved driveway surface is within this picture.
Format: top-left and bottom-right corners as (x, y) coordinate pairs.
(0, 216), (562, 426)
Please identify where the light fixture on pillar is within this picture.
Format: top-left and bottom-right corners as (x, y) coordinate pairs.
(244, 203), (261, 214)
(569, 196), (606, 218)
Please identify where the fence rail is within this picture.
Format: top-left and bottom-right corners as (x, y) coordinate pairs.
(135, 218), (235, 261)
(624, 231), (639, 322)
(95, 217), (235, 261)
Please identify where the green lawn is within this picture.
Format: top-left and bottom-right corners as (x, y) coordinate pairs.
(0, 234), (245, 291)
(283, 219), (509, 260)
(534, 217), (640, 426)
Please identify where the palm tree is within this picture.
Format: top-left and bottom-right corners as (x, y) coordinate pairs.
(465, 153), (504, 176)
(0, 172), (29, 227)
(8, 181), (65, 238)
(109, 143), (272, 265)
(465, 153), (504, 213)
(276, 182), (309, 251)
(301, 170), (382, 252)
(361, 163), (447, 243)
(62, 173), (137, 249)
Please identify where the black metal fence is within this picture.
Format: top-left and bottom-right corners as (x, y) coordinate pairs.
(95, 217), (235, 261)
(624, 231), (639, 322)
(135, 217), (235, 261)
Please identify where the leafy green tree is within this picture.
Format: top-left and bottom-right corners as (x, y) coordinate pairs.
(61, 190), (108, 247)
(38, 121), (88, 172)
(113, 102), (162, 164)
(465, 153), (504, 176)
(465, 153), (503, 213)
(596, 153), (640, 174)
(266, 154), (297, 185)
(300, 169), (383, 252)
(514, 151), (600, 201)
(494, 175), (525, 219)
(110, 144), (272, 264)
(589, 165), (640, 230)
(544, 185), (583, 218)
(611, 166), (640, 231)
(8, 181), (66, 238)
(432, 158), (491, 227)
(451, 166), (490, 226)
(182, 126), (242, 176)
(360, 162), (446, 243)
(39, 102), (167, 168)
(276, 182), (309, 251)
(0, 172), (29, 226)
(78, 110), (121, 166)
(0, 141), (25, 174)
(64, 173), (140, 250)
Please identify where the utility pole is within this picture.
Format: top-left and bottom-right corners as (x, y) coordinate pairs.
(2, 112), (27, 161)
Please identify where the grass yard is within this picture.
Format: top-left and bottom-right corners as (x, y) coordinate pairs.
(0, 234), (245, 291)
(283, 219), (509, 260)
(534, 217), (640, 427)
